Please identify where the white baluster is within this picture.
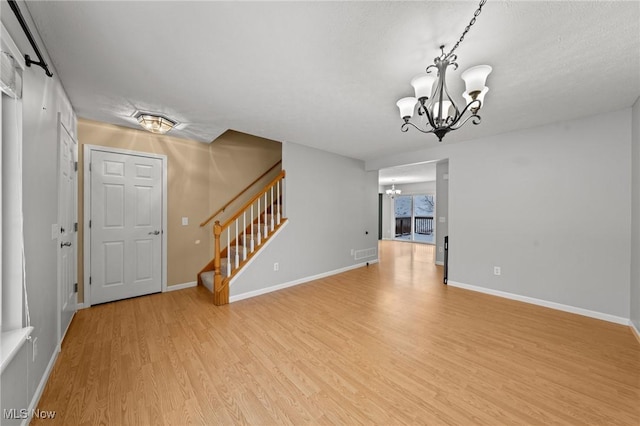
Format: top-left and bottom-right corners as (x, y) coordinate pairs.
(257, 197), (262, 245)
(242, 211), (247, 260)
(226, 228), (231, 274)
(270, 186), (275, 231)
(277, 179), (281, 225)
(264, 193), (269, 237)
(235, 219), (239, 268)
(250, 204), (255, 252)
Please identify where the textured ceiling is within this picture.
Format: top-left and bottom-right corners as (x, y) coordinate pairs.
(23, 1), (640, 163)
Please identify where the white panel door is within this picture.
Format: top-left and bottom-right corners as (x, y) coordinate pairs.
(90, 150), (162, 304)
(58, 123), (76, 340)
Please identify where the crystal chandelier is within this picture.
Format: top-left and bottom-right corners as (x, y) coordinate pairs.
(396, 0), (491, 141)
(386, 184), (402, 199)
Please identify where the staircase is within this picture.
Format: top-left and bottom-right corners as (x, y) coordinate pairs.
(198, 170), (286, 305)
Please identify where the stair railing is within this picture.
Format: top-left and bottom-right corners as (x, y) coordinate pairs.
(212, 170), (285, 305)
(200, 160), (282, 228)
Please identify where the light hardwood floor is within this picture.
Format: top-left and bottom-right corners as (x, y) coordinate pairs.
(34, 241), (639, 425)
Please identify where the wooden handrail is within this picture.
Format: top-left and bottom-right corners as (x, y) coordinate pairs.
(200, 160), (282, 227)
(211, 170), (286, 305)
(221, 170), (285, 229)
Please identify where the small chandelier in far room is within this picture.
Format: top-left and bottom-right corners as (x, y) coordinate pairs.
(135, 111), (177, 135)
(386, 184), (402, 199)
(396, 0), (492, 142)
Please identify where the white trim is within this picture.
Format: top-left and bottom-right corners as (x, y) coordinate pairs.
(165, 281), (197, 292)
(83, 145), (168, 306)
(435, 261), (444, 266)
(0, 327), (33, 374)
(228, 221), (289, 287)
(21, 341), (59, 426)
(447, 280), (630, 326)
(230, 259), (380, 303)
(631, 321), (640, 344)
(76, 303), (86, 310)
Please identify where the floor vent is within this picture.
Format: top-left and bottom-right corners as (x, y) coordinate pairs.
(355, 247), (377, 260)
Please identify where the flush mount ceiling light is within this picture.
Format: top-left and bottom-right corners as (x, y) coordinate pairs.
(396, 0), (492, 142)
(386, 184), (402, 199)
(134, 111), (177, 135)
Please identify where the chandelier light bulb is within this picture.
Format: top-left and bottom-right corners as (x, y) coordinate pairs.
(411, 74), (437, 100)
(396, 97), (418, 120)
(461, 65), (492, 97)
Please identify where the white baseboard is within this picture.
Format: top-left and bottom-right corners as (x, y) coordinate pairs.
(22, 344), (59, 426)
(230, 259), (380, 303)
(447, 280), (630, 326)
(435, 261), (444, 266)
(165, 281), (197, 292)
(631, 321), (640, 344)
(76, 303), (85, 310)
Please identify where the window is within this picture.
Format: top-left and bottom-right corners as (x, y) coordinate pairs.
(394, 194), (435, 244)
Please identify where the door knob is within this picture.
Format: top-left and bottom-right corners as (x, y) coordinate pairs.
(60, 241), (72, 248)
(148, 230), (160, 235)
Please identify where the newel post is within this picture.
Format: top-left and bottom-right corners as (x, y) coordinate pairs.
(213, 221), (228, 305)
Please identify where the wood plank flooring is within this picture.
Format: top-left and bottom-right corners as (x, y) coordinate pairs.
(33, 241), (640, 425)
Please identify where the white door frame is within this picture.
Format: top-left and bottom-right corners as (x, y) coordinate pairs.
(83, 145), (168, 307)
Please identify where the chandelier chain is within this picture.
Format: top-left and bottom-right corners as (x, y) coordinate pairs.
(446, 0), (487, 58)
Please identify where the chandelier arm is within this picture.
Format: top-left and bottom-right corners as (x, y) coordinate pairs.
(420, 101), (439, 131)
(447, 99), (482, 129)
(450, 114), (482, 131)
(401, 120), (436, 135)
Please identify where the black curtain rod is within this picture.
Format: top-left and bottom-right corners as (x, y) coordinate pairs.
(7, 0), (53, 77)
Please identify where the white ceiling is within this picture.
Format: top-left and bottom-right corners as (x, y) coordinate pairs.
(24, 1), (640, 163)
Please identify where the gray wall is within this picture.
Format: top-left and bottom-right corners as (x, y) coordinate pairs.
(230, 141), (379, 298)
(1, 3), (72, 420)
(631, 96), (640, 331)
(368, 109), (632, 319)
(435, 161), (449, 264)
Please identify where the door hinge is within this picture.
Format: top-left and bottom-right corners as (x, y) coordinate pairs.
(74, 161), (78, 172)
(73, 283), (78, 293)
(74, 222), (78, 232)
(89, 276), (92, 285)
(89, 162), (92, 172)
(89, 220), (91, 228)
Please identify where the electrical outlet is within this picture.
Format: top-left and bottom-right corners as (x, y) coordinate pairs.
(181, 217), (189, 226)
(494, 266), (501, 276)
(439, 246), (443, 253)
(32, 337), (38, 362)
(274, 262), (279, 271)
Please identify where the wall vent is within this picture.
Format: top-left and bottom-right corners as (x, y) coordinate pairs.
(354, 247), (377, 260)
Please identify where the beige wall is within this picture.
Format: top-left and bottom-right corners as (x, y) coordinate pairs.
(77, 119), (281, 303)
